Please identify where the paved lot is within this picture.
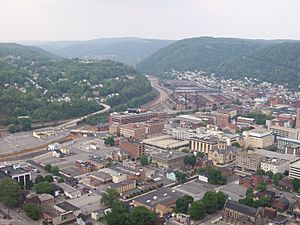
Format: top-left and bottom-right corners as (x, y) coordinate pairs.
(215, 182), (247, 201)
(174, 180), (216, 200)
(0, 129), (69, 153)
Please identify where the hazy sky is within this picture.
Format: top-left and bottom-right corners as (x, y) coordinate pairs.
(0, 0), (300, 42)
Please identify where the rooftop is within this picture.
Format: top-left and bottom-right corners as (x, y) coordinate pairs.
(55, 201), (80, 212)
(132, 188), (183, 208)
(224, 199), (258, 217)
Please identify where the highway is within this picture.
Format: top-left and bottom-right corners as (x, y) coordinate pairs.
(56, 103), (111, 129)
(142, 76), (172, 110)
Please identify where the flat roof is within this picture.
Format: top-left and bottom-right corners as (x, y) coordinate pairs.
(143, 136), (189, 149)
(132, 188), (183, 208)
(55, 201), (79, 212)
(290, 160), (300, 168)
(255, 149), (299, 162)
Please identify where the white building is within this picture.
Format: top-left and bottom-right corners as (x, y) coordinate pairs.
(243, 129), (274, 149)
(289, 160), (300, 180)
(260, 158), (289, 174)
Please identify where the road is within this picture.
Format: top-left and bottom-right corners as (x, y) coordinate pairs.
(57, 103), (111, 129)
(142, 76), (172, 110)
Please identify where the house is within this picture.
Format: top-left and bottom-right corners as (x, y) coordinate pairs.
(271, 196), (289, 212)
(56, 182), (81, 199)
(76, 213), (92, 225)
(288, 201), (300, 220)
(239, 175), (271, 190)
(222, 199), (268, 225)
(41, 202), (81, 225)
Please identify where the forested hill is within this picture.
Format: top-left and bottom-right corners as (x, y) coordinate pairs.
(136, 37), (300, 88)
(0, 43), (57, 61)
(22, 37), (174, 65)
(0, 43), (155, 130)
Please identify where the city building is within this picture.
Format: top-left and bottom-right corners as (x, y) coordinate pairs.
(289, 160), (300, 180)
(222, 199), (267, 225)
(235, 151), (265, 172)
(110, 111), (166, 125)
(120, 140), (145, 159)
(151, 151), (185, 169)
(109, 180), (136, 194)
(208, 147), (238, 165)
(98, 168), (127, 183)
(243, 129), (274, 149)
(190, 136), (227, 154)
(0, 165), (32, 188)
(120, 123), (146, 140)
(260, 158), (289, 174)
(56, 183), (81, 199)
(132, 188), (183, 216)
(143, 135), (189, 150)
(277, 137), (300, 155)
(270, 126), (300, 140)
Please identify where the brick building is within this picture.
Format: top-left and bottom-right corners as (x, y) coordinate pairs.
(120, 140), (145, 159)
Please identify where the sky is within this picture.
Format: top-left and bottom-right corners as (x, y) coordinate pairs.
(0, 0), (300, 42)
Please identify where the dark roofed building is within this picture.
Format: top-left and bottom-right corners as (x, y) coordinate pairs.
(222, 199), (267, 225)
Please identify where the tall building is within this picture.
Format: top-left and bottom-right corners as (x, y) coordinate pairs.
(296, 108), (300, 128)
(289, 160), (300, 180)
(235, 151), (265, 172)
(190, 136), (227, 154)
(243, 129), (274, 149)
(0, 165), (32, 189)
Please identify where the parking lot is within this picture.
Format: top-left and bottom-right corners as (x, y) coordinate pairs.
(0, 129), (70, 153)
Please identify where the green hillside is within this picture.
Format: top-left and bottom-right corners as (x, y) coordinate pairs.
(0, 43), (155, 129)
(137, 37), (300, 88)
(24, 37), (174, 65)
(216, 42), (300, 89)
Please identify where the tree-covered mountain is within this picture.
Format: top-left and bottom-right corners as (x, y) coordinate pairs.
(137, 37), (300, 88)
(22, 37), (174, 65)
(0, 43), (155, 128)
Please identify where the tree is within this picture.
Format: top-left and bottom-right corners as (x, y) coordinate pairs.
(202, 192), (218, 214)
(181, 148), (189, 153)
(175, 171), (187, 183)
(189, 201), (206, 220)
(215, 191), (227, 209)
(104, 136), (115, 146)
(265, 170), (273, 178)
(0, 178), (22, 207)
(184, 155), (197, 167)
(21, 121), (31, 131)
(239, 197), (254, 207)
(34, 182), (53, 194)
(44, 175), (53, 183)
(257, 181), (267, 191)
(212, 104), (218, 111)
(272, 173), (283, 186)
(44, 164), (52, 173)
(139, 155), (149, 166)
(106, 202), (130, 225)
(101, 188), (119, 207)
(206, 168), (227, 185)
(231, 142), (241, 148)
(253, 196), (271, 208)
(196, 151), (205, 158)
(35, 175), (44, 184)
(50, 166), (59, 175)
(24, 203), (40, 220)
(7, 124), (16, 133)
(257, 169), (265, 176)
(176, 195), (194, 214)
(130, 206), (156, 225)
(246, 188), (254, 198)
(293, 178), (300, 192)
